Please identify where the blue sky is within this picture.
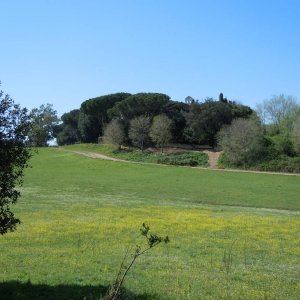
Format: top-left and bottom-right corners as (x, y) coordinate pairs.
(1, 0), (300, 116)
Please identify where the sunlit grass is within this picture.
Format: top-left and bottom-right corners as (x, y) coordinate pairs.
(0, 148), (299, 299)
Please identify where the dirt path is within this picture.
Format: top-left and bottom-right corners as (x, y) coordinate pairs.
(62, 148), (300, 177)
(203, 150), (222, 169)
(69, 150), (127, 162)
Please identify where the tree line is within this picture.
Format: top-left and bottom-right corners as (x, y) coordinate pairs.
(52, 92), (253, 149)
(49, 91), (300, 171)
(19, 90), (300, 171)
(26, 93), (300, 172)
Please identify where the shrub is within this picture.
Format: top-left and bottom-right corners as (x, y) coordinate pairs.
(217, 152), (231, 168)
(105, 223), (169, 300)
(256, 156), (300, 173)
(156, 152), (209, 167)
(218, 118), (265, 166)
(271, 135), (296, 157)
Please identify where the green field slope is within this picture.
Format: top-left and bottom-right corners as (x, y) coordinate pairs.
(0, 148), (299, 299)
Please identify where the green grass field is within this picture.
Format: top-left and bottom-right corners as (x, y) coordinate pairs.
(0, 147), (299, 299)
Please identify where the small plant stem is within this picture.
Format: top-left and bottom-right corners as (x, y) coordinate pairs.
(111, 244), (160, 299)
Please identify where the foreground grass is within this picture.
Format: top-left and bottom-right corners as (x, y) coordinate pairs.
(0, 148), (299, 299)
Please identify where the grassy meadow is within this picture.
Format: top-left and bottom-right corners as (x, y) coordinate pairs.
(0, 147), (299, 299)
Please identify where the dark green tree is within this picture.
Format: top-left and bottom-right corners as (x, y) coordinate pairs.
(55, 109), (80, 145)
(77, 112), (99, 143)
(162, 101), (189, 143)
(80, 93), (131, 138)
(184, 98), (253, 146)
(292, 111), (300, 154)
(0, 86), (32, 234)
(61, 109), (80, 129)
(56, 126), (79, 145)
(184, 99), (231, 146)
(109, 93), (170, 121)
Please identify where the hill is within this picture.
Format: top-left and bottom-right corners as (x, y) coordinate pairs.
(0, 148), (299, 299)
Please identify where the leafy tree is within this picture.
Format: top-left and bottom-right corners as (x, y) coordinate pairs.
(271, 134), (295, 157)
(162, 101), (189, 143)
(228, 101), (253, 119)
(184, 100), (232, 146)
(128, 116), (150, 151)
(257, 94), (298, 130)
(78, 112), (99, 143)
(184, 98), (253, 146)
(292, 113), (300, 153)
(55, 109), (80, 145)
(0, 86), (32, 234)
(103, 119), (125, 150)
(81, 93), (131, 136)
(218, 118), (265, 166)
(29, 103), (59, 146)
(61, 109), (80, 129)
(56, 126), (79, 145)
(109, 93), (170, 121)
(150, 114), (172, 153)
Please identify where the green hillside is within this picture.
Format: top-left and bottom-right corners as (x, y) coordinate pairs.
(0, 148), (299, 299)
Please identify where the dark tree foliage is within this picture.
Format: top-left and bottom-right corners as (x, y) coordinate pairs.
(56, 126), (79, 145)
(184, 98), (253, 146)
(228, 101), (253, 120)
(61, 109), (80, 129)
(162, 101), (189, 143)
(0, 88), (32, 235)
(108, 93), (170, 121)
(81, 93), (131, 136)
(55, 109), (81, 145)
(184, 100), (231, 146)
(78, 112), (99, 143)
(52, 123), (64, 139)
(56, 94), (131, 145)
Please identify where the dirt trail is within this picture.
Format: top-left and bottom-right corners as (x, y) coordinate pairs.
(203, 150), (222, 169)
(70, 149), (222, 168)
(69, 150), (127, 162)
(63, 148), (300, 177)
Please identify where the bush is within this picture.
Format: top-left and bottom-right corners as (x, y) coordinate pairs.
(256, 156), (300, 173)
(271, 135), (296, 157)
(217, 152), (231, 168)
(99, 144), (209, 167)
(218, 149), (300, 173)
(156, 152), (209, 167)
(218, 118), (265, 166)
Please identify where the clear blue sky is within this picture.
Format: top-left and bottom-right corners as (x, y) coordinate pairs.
(1, 0), (300, 116)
